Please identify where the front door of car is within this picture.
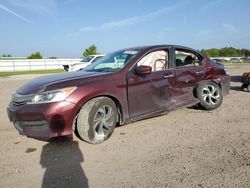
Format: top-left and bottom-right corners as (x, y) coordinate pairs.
(172, 49), (206, 107)
(127, 50), (175, 120)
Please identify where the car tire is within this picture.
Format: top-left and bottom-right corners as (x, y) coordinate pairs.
(197, 81), (223, 110)
(76, 97), (117, 144)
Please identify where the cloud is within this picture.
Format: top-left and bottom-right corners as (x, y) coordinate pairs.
(8, 0), (57, 18)
(222, 23), (238, 33)
(64, 0), (77, 3)
(162, 27), (172, 31)
(80, 27), (96, 32)
(183, 16), (187, 24)
(71, 1), (188, 37)
(0, 3), (31, 23)
(201, 0), (226, 10)
(157, 27), (173, 40)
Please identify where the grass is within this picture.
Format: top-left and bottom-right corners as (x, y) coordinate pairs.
(0, 69), (64, 77)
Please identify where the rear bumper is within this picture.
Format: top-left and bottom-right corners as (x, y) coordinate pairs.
(7, 100), (77, 139)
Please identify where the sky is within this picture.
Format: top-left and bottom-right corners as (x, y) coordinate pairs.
(0, 0), (250, 58)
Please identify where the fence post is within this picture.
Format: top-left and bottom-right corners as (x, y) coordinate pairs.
(29, 60), (31, 71)
(44, 60), (47, 70)
(13, 61), (15, 72)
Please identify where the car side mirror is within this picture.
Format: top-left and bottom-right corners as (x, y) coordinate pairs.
(134, 65), (152, 75)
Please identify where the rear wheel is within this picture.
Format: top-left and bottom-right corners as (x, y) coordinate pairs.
(76, 97), (117, 144)
(197, 81), (223, 110)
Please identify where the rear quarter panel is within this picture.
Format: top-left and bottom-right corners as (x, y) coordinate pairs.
(202, 59), (230, 95)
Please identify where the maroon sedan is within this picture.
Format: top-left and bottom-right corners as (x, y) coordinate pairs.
(7, 45), (230, 144)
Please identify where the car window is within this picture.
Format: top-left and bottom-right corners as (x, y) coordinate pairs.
(84, 50), (139, 72)
(92, 56), (103, 63)
(137, 50), (169, 72)
(81, 56), (94, 62)
(175, 50), (202, 67)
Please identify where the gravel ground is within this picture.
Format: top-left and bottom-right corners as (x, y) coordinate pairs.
(0, 64), (250, 188)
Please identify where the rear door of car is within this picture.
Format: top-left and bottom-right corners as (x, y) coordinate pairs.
(172, 48), (206, 107)
(127, 48), (175, 120)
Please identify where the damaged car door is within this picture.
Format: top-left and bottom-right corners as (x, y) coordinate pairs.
(127, 49), (175, 120)
(172, 48), (206, 107)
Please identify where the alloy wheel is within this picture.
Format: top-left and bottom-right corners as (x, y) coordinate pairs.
(202, 85), (220, 106)
(93, 105), (115, 140)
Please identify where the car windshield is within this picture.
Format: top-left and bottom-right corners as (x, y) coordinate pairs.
(81, 56), (94, 62)
(84, 50), (140, 72)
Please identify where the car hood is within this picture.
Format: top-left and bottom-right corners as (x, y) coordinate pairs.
(16, 70), (108, 95)
(72, 62), (89, 66)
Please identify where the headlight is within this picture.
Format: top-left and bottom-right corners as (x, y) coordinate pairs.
(27, 86), (77, 104)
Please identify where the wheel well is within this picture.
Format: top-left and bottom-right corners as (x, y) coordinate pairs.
(104, 95), (123, 125)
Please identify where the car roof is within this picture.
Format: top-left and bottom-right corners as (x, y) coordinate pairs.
(122, 45), (200, 53)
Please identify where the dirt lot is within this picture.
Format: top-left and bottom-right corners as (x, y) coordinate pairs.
(0, 64), (250, 188)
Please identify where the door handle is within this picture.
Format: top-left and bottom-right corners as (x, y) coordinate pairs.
(163, 74), (174, 79)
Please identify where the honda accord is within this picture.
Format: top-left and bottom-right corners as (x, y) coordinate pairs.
(7, 45), (230, 144)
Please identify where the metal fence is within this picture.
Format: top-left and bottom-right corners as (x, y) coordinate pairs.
(0, 59), (81, 72)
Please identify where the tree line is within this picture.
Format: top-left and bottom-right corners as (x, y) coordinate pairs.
(1, 54), (12, 57)
(200, 47), (250, 57)
(1, 45), (97, 59)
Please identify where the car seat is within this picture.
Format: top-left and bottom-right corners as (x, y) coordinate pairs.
(184, 55), (195, 65)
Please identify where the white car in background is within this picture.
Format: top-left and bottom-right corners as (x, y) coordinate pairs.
(63, 54), (104, 71)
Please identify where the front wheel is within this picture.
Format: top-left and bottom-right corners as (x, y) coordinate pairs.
(197, 81), (223, 110)
(76, 97), (118, 144)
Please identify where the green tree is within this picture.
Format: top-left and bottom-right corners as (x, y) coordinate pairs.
(219, 47), (236, 57)
(201, 47), (250, 57)
(82, 44), (97, 57)
(241, 49), (250, 57)
(201, 48), (219, 57)
(27, 52), (43, 59)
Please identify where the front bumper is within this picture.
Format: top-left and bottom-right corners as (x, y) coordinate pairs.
(7, 100), (77, 139)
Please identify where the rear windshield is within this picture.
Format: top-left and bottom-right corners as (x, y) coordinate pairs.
(81, 56), (94, 62)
